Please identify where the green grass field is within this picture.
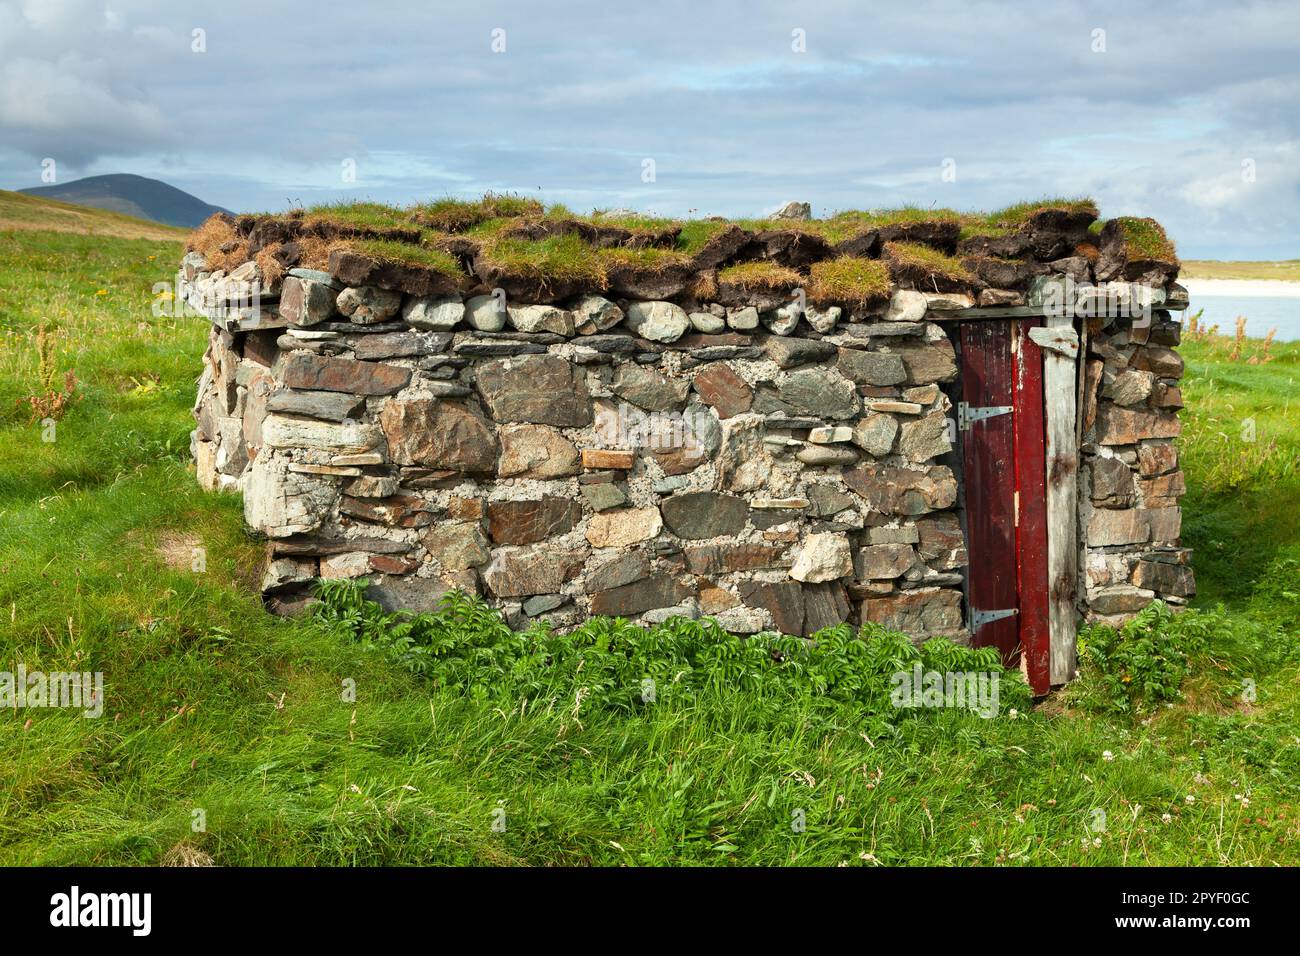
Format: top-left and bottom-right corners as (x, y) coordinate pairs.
(2, 206), (1298, 866)
(1181, 260), (1300, 282)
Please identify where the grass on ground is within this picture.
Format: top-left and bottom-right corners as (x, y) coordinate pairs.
(1, 211), (1297, 865)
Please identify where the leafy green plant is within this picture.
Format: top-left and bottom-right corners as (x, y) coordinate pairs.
(1077, 602), (1208, 715)
(311, 579), (1031, 723)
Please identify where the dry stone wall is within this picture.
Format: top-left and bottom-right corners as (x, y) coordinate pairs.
(1079, 303), (1194, 621)
(184, 203), (1192, 642)
(187, 271), (970, 639)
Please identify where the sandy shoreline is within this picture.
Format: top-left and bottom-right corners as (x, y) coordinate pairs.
(1181, 278), (1300, 298)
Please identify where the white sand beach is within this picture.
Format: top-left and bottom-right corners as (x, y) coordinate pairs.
(1181, 278), (1300, 298)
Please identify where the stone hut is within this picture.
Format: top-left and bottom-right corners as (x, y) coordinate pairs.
(184, 198), (1192, 693)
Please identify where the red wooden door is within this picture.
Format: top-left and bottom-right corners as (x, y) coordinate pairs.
(959, 321), (1051, 695)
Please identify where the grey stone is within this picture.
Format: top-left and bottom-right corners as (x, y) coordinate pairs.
(399, 296), (460, 331)
(465, 294), (508, 332)
(847, 411), (899, 455)
(660, 492), (749, 539)
(523, 594), (567, 616)
(337, 285), (403, 324)
(571, 294), (624, 335)
(896, 411), (953, 462)
(624, 301), (690, 343)
(726, 306), (760, 330)
(264, 389), (365, 422)
(475, 354), (592, 426)
(584, 552), (650, 593)
(776, 367), (859, 420)
(765, 337), (837, 368)
(508, 304), (576, 336)
(581, 482), (628, 512)
(688, 311), (726, 333)
(836, 348), (908, 387)
(611, 363), (690, 412)
(279, 276), (339, 327)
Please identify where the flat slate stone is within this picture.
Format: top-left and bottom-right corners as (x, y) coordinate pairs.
(348, 331), (451, 361)
(589, 573), (695, 616)
(475, 354), (592, 427)
(487, 497), (582, 546)
(660, 492), (749, 539)
(453, 341), (549, 357)
(280, 353), (411, 395)
(264, 388), (365, 422)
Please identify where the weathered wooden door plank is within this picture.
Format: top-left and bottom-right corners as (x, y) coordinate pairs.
(1043, 314), (1080, 684)
(960, 321), (1019, 665)
(1013, 320), (1051, 695)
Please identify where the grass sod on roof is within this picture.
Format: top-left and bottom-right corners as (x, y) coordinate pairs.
(190, 194), (1114, 299)
(716, 259), (803, 291)
(1109, 216), (1178, 263)
(884, 241), (977, 284)
(808, 257), (891, 309)
(409, 193), (544, 232)
(346, 237), (466, 279)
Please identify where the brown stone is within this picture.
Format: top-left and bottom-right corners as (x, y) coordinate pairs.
(422, 522), (492, 570)
(1087, 508), (1150, 546)
(1094, 405), (1181, 445)
(1089, 585), (1154, 616)
(861, 588), (962, 636)
(699, 584), (740, 614)
(1137, 471), (1186, 504)
(482, 546), (587, 597)
(1132, 558), (1195, 597)
(1146, 506), (1182, 542)
(739, 581), (804, 636)
(367, 553), (420, 575)
(447, 495), (485, 520)
(380, 399), (498, 473)
(843, 464), (958, 515)
(1137, 442), (1178, 476)
(280, 353), (411, 395)
(802, 581), (851, 635)
(475, 354), (591, 426)
(339, 494), (434, 528)
(692, 363), (753, 419)
(497, 424), (581, 479)
(1090, 457), (1134, 506)
(683, 544), (789, 575)
(582, 448), (635, 469)
(589, 573), (696, 616)
(584, 552), (650, 593)
(914, 514), (966, 568)
(1129, 345), (1184, 379)
(856, 544), (915, 579)
(1151, 382), (1183, 409)
(487, 497), (582, 545)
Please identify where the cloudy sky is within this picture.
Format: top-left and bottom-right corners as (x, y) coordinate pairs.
(1, 0), (1297, 258)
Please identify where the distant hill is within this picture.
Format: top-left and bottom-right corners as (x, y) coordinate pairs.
(19, 174), (229, 229)
(0, 189), (188, 242)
